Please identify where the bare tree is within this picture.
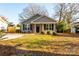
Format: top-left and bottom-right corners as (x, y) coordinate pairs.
(66, 3), (79, 23)
(54, 3), (79, 33)
(54, 3), (79, 23)
(19, 4), (48, 22)
(54, 3), (66, 22)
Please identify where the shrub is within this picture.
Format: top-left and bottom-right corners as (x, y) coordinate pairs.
(0, 29), (7, 38)
(41, 31), (45, 34)
(52, 32), (57, 35)
(47, 31), (51, 35)
(57, 21), (70, 33)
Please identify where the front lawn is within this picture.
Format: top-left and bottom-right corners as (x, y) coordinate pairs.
(0, 34), (79, 56)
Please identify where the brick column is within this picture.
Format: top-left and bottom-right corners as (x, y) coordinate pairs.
(32, 24), (35, 33)
(41, 24), (44, 32)
(33, 24), (36, 33)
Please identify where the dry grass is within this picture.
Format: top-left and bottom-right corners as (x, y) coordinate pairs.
(0, 34), (79, 56)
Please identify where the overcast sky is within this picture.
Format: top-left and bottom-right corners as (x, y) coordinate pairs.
(0, 3), (56, 24)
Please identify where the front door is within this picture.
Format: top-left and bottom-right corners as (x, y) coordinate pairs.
(36, 24), (40, 33)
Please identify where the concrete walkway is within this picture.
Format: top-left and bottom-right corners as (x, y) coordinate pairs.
(2, 33), (25, 40)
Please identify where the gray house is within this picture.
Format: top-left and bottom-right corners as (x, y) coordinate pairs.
(21, 14), (57, 34)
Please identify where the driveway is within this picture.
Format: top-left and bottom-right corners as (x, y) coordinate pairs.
(2, 33), (25, 40)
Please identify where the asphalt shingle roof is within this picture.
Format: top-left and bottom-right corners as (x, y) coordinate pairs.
(22, 14), (41, 24)
(22, 14), (56, 24)
(32, 16), (56, 23)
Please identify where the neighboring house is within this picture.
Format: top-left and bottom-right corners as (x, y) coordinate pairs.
(74, 22), (79, 33)
(7, 24), (21, 33)
(71, 22), (79, 33)
(7, 24), (16, 33)
(21, 14), (57, 34)
(0, 16), (8, 32)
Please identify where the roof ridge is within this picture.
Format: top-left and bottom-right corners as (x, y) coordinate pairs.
(21, 14), (41, 23)
(31, 15), (43, 23)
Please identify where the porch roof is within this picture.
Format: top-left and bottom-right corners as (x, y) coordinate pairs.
(31, 16), (56, 24)
(22, 14), (56, 24)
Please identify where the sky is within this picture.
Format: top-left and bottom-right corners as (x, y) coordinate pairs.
(0, 3), (56, 24)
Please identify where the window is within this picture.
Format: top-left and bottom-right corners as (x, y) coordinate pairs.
(49, 24), (51, 30)
(44, 24), (48, 30)
(52, 24), (54, 30)
(44, 24), (54, 30)
(23, 24), (25, 30)
(44, 24), (46, 30)
(30, 24), (32, 30)
(46, 24), (48, 30)
(23, 24), (31, 30)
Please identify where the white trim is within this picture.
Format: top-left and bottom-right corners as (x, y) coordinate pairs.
(31, 22), (56, 24)
(35, 24), (36, 33)
(53, 23), (56, 32)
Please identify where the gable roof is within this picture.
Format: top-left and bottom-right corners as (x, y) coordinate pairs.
(0, 16), (9, 24)
(22, 14), (56, 24)
(22, 14), (41, 24)
(31, 16), (56, 23)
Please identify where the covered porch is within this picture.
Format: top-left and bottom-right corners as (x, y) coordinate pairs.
(31, 23), (56, 33)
